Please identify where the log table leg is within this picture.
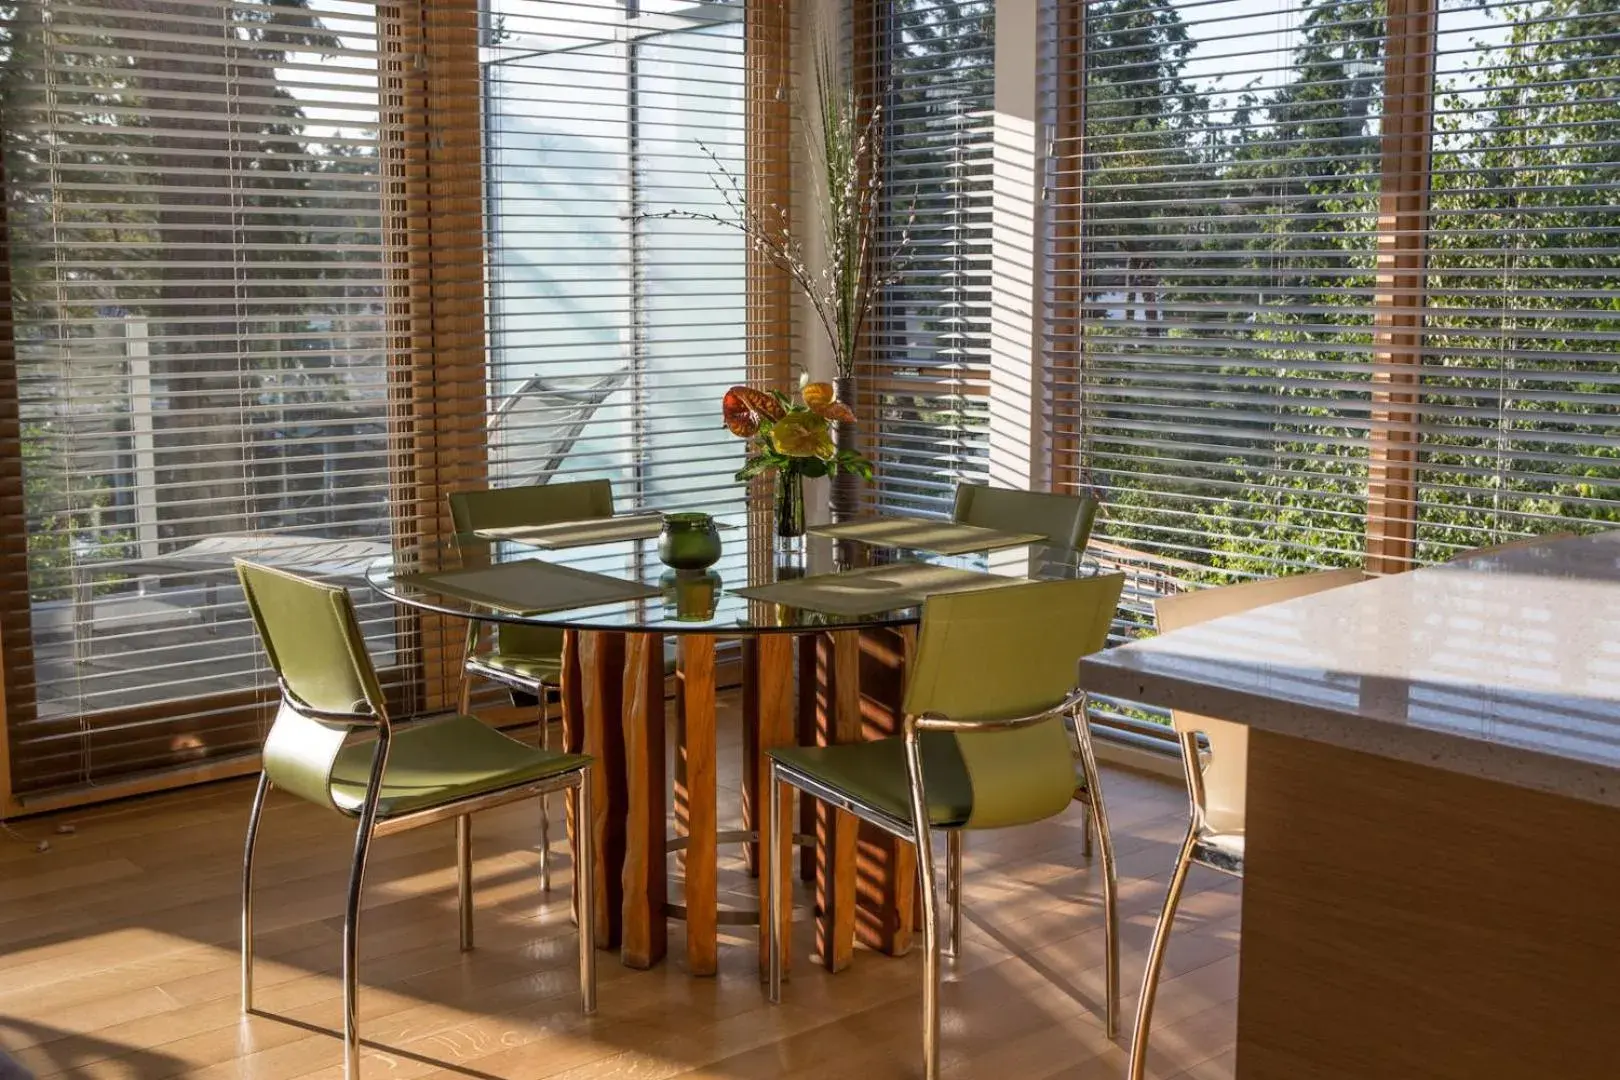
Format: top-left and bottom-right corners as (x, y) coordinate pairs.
(744, 634), (796, 978)
(814, 630), (862, 971)
(796, 634), (818, 884)
(677, 635), (719, 976)
(573, 630), (627, 952)
(561, 631), (585, 930)
(620, 631), (667, 969)
(856, 625), (916, 956)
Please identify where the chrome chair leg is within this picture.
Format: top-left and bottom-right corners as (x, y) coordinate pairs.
(1128, 829), (1198, 1080)
(242, 771), (270, 1013)
(1081, 798), (1094, 860)
(573, 773), (597, 1014)
(1088, 788), (1121, 1039)
(914, 823), (942, 1080)
(539, 687), (552, 894)
(458, 621), (478, 715)
(343, 740), (388, 1080)
(456, 814), (474, 951)
(945, 830), (963, 961)
(766, 762), (785, 1004)
(1073, 717), (1119, 1038)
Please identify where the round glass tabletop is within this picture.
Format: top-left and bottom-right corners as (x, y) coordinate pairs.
(365, 513), (1087, 636)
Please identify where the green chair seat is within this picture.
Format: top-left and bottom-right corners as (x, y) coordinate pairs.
(331, 714), (589, 818)
(471, 650), (564, 684)
(770, 733), (974, 828)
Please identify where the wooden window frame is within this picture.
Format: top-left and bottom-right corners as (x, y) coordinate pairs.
(1045, 0), (1441, 575)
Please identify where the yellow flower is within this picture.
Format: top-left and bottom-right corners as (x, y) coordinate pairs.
(769, 411), (835, 459)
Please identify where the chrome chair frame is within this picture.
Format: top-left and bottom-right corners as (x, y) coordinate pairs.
(1127, 728), (1241, 1080)
(241, 682), (596, 1080)
(457, 622), (561, 892)
(766, 690), (1118, 1080)
(450, 480), (614, 894)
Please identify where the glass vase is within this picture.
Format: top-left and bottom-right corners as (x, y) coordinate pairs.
(774, 469), (806, 542)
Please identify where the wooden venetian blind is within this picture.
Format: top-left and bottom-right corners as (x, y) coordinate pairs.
(863, 0), (995, 517)
(480, 0), (761, 514)
(0, 0), (410, 800)
(0, 0), (793, 807)
(1043, 0), (1619, 585)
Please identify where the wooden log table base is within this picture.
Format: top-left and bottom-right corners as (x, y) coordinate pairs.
(569, 626), (914, 976)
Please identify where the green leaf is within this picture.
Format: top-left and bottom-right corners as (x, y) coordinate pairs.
(734, 456), (773, 482)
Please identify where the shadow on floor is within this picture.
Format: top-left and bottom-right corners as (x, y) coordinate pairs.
(0, 1017), (187, 1080)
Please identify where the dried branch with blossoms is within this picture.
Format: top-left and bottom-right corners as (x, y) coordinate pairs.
(637, 43), (911, 378)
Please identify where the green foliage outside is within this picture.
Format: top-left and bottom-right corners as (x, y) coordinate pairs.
(1, 0), (389, 602)
(1077, 0), (1618, 583)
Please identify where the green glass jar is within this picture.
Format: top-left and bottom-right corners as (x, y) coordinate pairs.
(658, 512), (722, 570)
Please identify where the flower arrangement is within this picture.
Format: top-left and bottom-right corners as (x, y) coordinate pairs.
(723, 379), (874, 538)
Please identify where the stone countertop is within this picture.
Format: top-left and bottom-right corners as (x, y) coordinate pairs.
(1077, 531), (1620, 808)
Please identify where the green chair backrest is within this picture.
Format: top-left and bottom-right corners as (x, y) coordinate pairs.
(236, 559), (386, 811)
(951, 483), (1098, 554)
(448, 479), (615, 544)
(448, 479), (615, 660)
(904, 573), (1125, 829)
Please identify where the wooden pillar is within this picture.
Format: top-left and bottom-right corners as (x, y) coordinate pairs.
(0, 151), (29, 818)
(1045, 0), (1088, 498)
(1365, 0), (1437, 575)
(745, 0), (794, 547)
(380, 0), (490, 707)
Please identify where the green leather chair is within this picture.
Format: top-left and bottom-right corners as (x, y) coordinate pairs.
(952, 484), (1106, 881)
(951, 481), (1099, 554)
(235, 560), (596, 1080)
(1128, 567), (1364, 1080)
(448, 478), (614, 891)
(765, 573), (1127, 1080)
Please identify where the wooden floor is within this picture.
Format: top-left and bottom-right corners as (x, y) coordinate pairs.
(0, 694), (1239, 1080)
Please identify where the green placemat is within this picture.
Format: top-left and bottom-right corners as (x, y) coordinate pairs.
(475, 512), (667, 549)
(732, 562), (1025, 617)
(396, 560), (658, 616)
(810, 515), (1047, 555)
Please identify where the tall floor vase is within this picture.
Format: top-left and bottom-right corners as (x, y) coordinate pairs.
(830, 374), (862, 522)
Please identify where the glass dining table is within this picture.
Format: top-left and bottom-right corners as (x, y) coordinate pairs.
(367, 515), (1084, 977)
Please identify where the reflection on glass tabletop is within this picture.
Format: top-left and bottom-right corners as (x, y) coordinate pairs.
(366, 514), (1089, 635)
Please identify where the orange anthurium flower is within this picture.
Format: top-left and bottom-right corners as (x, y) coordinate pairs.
(809, 400), (857, 424)
(801, 381), (835, 409)
(722, 385), (783, 436)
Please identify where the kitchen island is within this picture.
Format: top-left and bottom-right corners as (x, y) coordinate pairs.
(1078, 531), (1620, 1080)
